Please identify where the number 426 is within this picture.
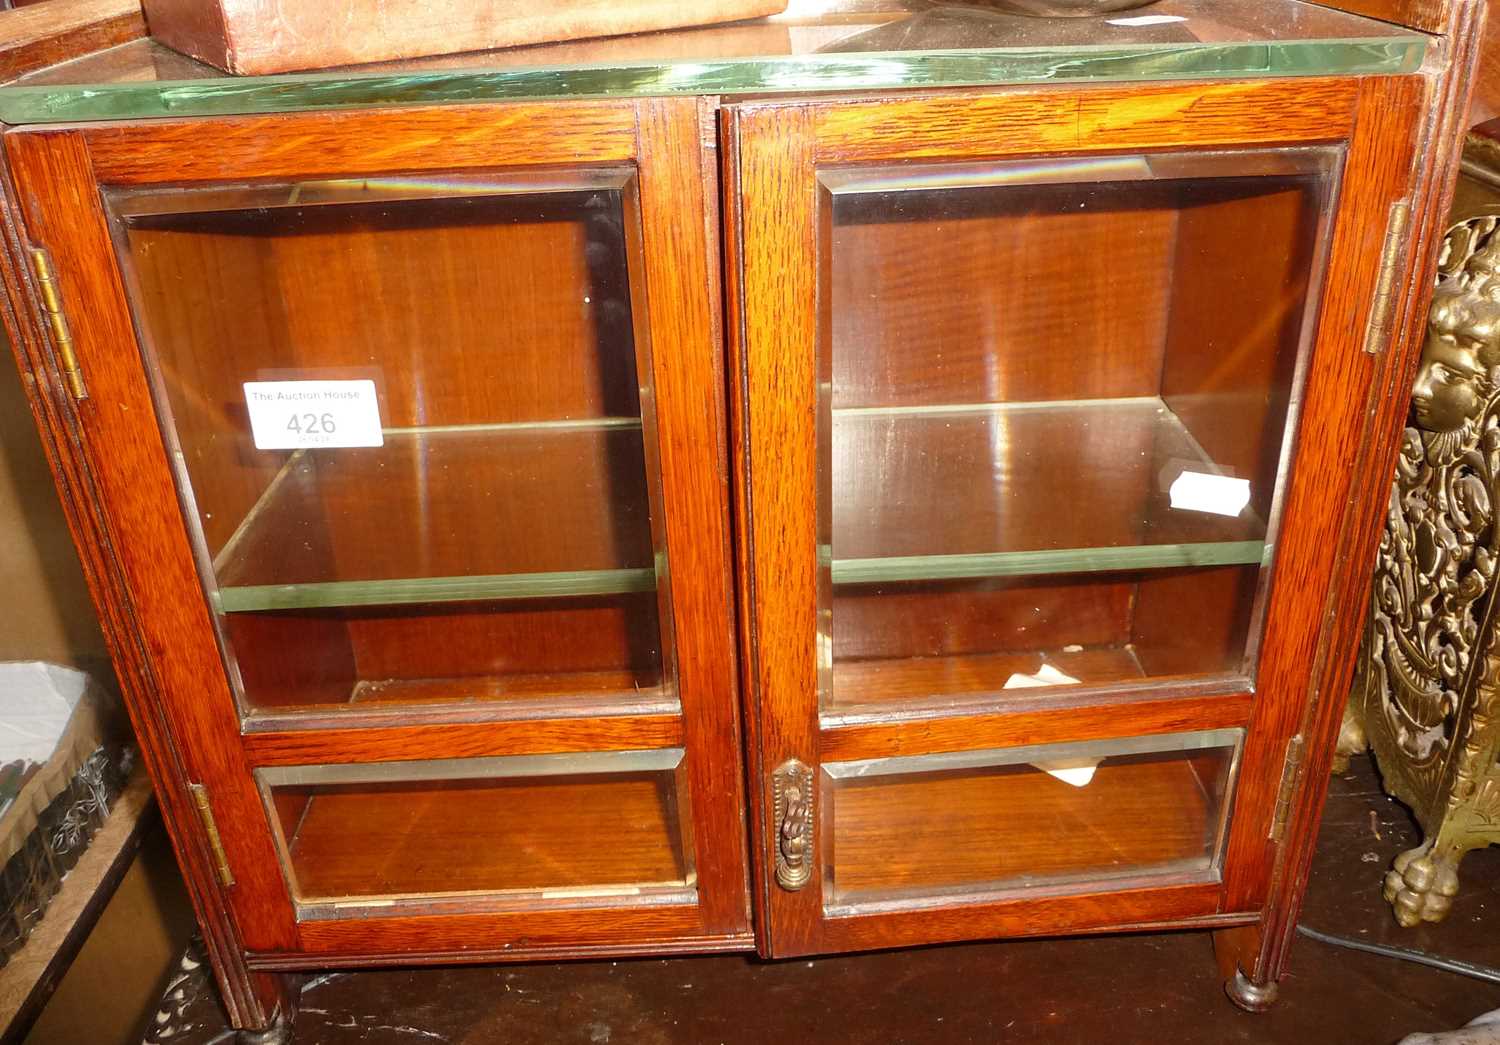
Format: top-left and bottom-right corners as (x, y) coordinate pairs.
(286, 412), (336, 435)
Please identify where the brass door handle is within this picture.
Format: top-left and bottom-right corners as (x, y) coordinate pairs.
(773, 759), (813, 891)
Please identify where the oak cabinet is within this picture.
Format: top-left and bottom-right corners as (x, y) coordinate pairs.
(0, 1), (1483, 1037)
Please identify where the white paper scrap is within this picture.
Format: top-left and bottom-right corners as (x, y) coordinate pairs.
(244, 379), (384, 450)
(1002, 664), (1101, 786)
(1169, 470), (1251, 518)
(1030, 759), (1101, 788)
(1001, 663), (1081, 690)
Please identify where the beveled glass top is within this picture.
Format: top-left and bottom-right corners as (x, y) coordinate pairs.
(0, 0), (1425, 124)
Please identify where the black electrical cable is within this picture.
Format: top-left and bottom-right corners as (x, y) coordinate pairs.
(1297, 923), (1500, 985)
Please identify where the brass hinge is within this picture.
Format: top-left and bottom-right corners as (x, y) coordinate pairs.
(188, 783), (236, 888)
(1361, 200), (1412, 356)
(1268, 734), (1306, 844)
(26, 246), (87, 401)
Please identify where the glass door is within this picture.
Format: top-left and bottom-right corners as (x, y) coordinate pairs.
(108, 171), (675, 719)
(820, 150), (1334, 712)
(728, 81), (1416, 955)
(8, 97), (748, 955)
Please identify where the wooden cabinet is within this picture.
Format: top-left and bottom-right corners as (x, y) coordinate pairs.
(0, 0), (1484, 1037)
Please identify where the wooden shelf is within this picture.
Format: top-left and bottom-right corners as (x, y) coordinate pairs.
(261, 753), (694, 912)
(213, 421), (658, 613)
(831, 645), (1147, 708)
(825, 738), (1233, 907)
(831, 398), (1268, 585)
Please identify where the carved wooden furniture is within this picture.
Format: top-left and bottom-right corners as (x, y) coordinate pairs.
(1338, 127), (1500, 927)
(0, 1), (1485, 1039)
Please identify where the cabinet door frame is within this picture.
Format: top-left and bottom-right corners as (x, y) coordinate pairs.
(725, 77), (1426, 957)
(3, 96), (752, 962)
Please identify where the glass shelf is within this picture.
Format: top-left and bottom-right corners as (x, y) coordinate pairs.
(215, 567), (658, 614)
(211, 423), (658, 613)
(829, 397), (1267, 587)
(0, 0), (1426, 125)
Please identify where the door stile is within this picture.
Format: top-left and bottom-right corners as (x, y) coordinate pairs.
(634, 95), (752, 935)
(725, 103), (824, 955)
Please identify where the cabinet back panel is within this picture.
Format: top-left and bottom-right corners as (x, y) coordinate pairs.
(223, 596), (665, 710)
(828, 192), (1177, 409)
(1161, 181), (1328, 523)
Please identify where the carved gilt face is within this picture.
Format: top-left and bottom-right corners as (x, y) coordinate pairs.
(1412, 325), (1489, 433)
(1411, 237), (1500, 434)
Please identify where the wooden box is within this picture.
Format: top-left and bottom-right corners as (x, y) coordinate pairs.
(140, 0), (789, 74)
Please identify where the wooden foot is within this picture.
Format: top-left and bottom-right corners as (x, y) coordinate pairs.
(1225, 969), (1280, 1013)
(1213, 924), (1279, 1012)
(237, 1008), (294, 1045)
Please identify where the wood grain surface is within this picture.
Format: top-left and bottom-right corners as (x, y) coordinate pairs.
(0, 0), (143, 82)
(826, 752), (1227, 900)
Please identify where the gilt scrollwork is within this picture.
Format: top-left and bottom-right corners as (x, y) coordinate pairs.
(1340, 211), (1500, 925)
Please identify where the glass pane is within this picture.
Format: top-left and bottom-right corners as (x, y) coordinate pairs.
(2, 0), (1423, 124)
(820, 149), (1337, 711)
(108, 173), (675, 715)
(821, 729), (1240, 911)
(258, 750), (695, 916)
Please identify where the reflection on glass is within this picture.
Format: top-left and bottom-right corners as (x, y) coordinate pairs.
(821, 729), (1241, 910)
(819, 149), (1337, 711)
(3, 0), (1424, 125)
(258, 750), (696, 916)
(108, 172), (674, 715)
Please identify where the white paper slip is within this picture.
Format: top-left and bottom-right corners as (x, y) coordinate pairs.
(1169, 470), (1251, 518)
(244, 379), (384, 450)
(1002, 663), (1081, 690)
(1002, 664), (1100, 785)
(1030, 758), (1102, 788)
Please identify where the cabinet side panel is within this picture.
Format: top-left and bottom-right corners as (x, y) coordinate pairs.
(1253, 5), (1491, 984)
(2, 128), (299, 953)
(1219, 75), (1426, 913)
(0, 132), (292, 1026)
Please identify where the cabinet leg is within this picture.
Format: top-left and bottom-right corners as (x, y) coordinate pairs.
(237, 1009), (294, 1045)
(1213, 925), (1280, 1012)
(232, 971), (298, 1043)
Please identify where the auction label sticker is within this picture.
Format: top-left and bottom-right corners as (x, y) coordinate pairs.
(244, 379), (384, 450)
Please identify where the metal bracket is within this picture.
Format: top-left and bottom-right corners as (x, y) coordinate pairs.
(26, 246), (87, 400)
(1361, 200), (1412, 356)
(1269, 734), (1306, 843)
(772, 759), (814, 891)
(188, 782), (236, 888)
